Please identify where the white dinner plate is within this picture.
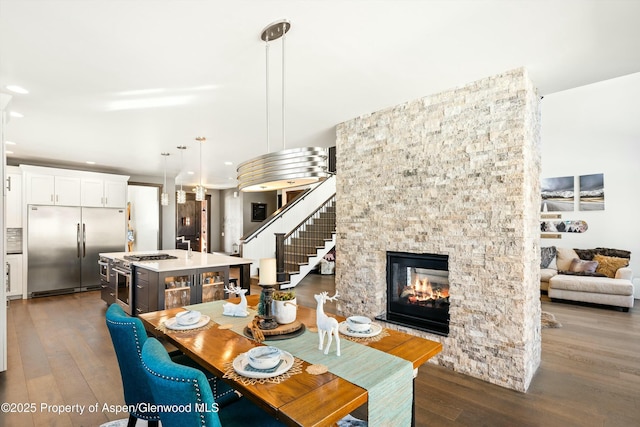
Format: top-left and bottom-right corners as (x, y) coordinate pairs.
(233, 350), (294, 379)
(339, 321), (382, 338)
(164, 315), (211, 331)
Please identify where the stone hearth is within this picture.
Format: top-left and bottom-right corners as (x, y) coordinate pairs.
(335, 68), (541, 392)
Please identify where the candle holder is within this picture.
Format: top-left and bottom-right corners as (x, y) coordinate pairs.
(258, 283), (279, 330)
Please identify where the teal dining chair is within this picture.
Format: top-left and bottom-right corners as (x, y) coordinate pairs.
(141, 337), (286, 427)
(105, 304), (240, 427)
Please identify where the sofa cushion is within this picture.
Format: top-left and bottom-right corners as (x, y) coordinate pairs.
(550, 275), (634, 296)
(540, 268), (558, 282)
(540, 246), (557, 268)
(574, 248), (598, 261)
(616, 267), (633, 281)
(569, 258), (598, 273)
(556, 247), (579, 271)
(593, 254), (629, 278)
(574, 247), (631, 260)
(595, 248), (631, 259)
(558, 270), (607, 278)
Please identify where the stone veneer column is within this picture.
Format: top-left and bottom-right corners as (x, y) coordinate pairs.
(335, 68), (541, 392)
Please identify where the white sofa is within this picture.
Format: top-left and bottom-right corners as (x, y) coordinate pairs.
(541, 247), (634, 311)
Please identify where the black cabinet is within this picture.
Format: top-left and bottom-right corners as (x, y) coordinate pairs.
(133, 266), (232, 315)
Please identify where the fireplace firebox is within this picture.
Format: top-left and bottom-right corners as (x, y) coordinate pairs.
(377, 251), (449, 336)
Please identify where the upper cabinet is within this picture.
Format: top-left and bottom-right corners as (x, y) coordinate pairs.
(21, 166), (129, 208)
(27, 174), (81, 206)
(5, 166), (22, 227)
(81, 178), (127, 208)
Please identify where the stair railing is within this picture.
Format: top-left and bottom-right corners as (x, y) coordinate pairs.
(275, 194), (335, 281)
(240, 174), (336, 277)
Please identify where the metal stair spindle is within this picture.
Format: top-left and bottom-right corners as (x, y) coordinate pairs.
(276, 195), (336, 283)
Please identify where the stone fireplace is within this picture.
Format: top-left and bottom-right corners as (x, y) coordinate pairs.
(335, 68), (541, 392)
(382, 251), (449, 336)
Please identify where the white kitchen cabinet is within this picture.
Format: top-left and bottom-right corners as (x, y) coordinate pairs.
(27, 173), (81, 206)
(6, 254), (23, 299)
(81, 178), (127, 208)
(80, 178), (103, 206)
(104, 180), (127, 208)
(5, 167), (22, 227)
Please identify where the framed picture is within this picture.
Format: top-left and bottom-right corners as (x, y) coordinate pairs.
(251, 203), (267, 222)
(541, 176), (574, 212)
(579, 173), (604, 211)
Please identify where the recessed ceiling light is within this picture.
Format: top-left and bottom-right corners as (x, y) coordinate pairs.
(5, 85), (29, 94)
(5, 141), (16, 145)
(5, 150), (14, 155)
(187, 171), (195, 175)
(86, 161), (96, 165)
(10, 111), (24, 118)
(228, 177), (234, 180)
(224, 161), (233, 166)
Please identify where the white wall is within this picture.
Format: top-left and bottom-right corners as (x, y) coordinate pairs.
(242, 191), (278, 236)
(541, 73), (640, 286)
(129, 174), (175, 250)
(1, 93), (11, 372)
(127, 185), (159, 251)
(222, 189), (243, 253)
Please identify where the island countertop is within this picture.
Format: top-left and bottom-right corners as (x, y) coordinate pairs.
(99, 249), (254, 273)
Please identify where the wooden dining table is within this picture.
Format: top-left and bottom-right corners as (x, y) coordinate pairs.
(139, 294), (442, 427)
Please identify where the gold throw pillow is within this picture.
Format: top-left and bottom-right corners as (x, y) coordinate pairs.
(593, 254), (629, 278)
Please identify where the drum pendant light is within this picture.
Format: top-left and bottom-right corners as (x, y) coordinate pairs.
(236, 19), (329, 192)
(160, 152), (170, 206)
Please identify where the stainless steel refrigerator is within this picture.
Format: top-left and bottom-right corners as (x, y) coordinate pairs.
(27, 205), (125, 296)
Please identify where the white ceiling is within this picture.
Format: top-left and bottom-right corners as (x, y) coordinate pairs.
(2, 0), (639, 189)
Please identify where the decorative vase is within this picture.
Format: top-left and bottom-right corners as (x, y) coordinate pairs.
(272, 298), (297, 324)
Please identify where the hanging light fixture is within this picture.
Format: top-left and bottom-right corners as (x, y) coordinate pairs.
(194, 136), (207, 201)
(160, 152), (170, 206)
(236, 19), (329, 192)
(176, 145), (187, 204)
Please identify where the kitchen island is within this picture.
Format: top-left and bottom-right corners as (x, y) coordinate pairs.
(99, 249), (253, 315)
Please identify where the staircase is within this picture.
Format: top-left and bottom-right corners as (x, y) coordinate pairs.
(240, 175), (336, 288)
(281, 197), (336, 288)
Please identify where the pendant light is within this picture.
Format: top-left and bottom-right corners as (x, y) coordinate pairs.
(194, 136), (206, 201)
(236, 19), (329, 192)
(176, 145), (187, 204)
(160, 152), (170, 206)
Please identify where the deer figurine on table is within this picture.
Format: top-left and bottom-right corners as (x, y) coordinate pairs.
(222, 284), (248, 317)
(314, 291), (341, 356)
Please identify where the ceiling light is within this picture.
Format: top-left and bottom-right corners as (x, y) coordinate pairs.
(237, 19), (329, 192)
(194, 137), (207, 201)
(160, 152), (170, 206)
(86, 161), (96, 165)
(5, 141), (16, 145)
(187, 171), (195, 175)
(10, 111), (24, 118)
(6, 150), (14, 155)
(5, 85), (29, 94)
(224, 161), (233, 166)
(176, 145), (187, 204)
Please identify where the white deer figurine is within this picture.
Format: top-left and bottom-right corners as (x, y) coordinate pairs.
(222, 284), (248, 317)
(314, 291), (341, 356)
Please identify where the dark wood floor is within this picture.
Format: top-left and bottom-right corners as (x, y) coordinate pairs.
(1, 275), (639, 426)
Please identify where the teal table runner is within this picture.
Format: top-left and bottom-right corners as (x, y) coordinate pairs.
(187, 301), (414, 426)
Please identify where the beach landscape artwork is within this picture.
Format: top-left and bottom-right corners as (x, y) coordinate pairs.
(579, 173), (605, 211)
(541, 176), (575, 212)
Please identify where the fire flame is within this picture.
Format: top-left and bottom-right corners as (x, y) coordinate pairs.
(412, 277), (449, 301)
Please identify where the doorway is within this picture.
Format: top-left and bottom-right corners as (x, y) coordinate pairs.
(176, 193), (210, 252)
(127, 184), (160, 251)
